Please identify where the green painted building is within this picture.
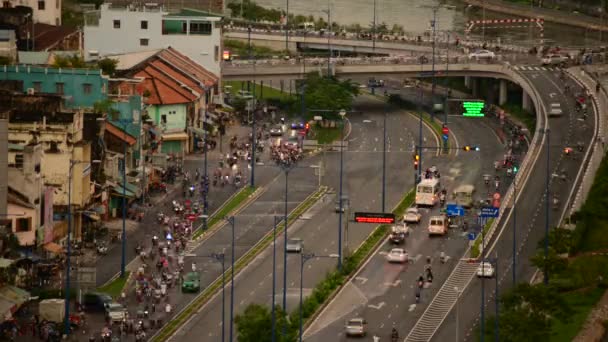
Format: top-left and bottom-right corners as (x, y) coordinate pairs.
(0, 65), (109, 109)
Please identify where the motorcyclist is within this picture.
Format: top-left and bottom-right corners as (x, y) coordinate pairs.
(391, 327), (399, 341)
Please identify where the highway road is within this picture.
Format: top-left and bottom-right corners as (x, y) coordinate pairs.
(303, 102), (510, 341)
(430, 65), (596, 342)
(169, 95), (440, 341)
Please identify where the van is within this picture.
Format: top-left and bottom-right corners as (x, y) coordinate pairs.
(427, 215), (448, 236)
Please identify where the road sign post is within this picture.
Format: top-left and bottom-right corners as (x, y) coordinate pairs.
(480, 206), (499, 218)
(446, 204), (465, 217)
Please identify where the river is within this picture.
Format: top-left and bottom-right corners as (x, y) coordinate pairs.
(247, 0), (603, 48)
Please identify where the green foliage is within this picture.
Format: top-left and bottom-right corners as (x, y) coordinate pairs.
(502, 104), (536, 133)
(227, 0), (282, 22)
(223, 39), (285, 58)
(93, 99), (119, 117)
(486, 283), (572, 342)
(97, 58), (118, 76)
(537, 227), (574, 255)
(303, 74), (359, 120)
(235, 304), (293, 342)
(310, 126), (341, 144)
(530, 248), (569, 279)
(470, 219), (494, 258)
(62, 8), (84, 28)
(97, 272), (130, 299)
(52, 54), (87, 68)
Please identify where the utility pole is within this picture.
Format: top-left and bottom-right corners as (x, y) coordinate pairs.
(431, 7), (437, 121)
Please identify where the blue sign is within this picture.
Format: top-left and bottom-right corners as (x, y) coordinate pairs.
(467, 232), (477, 241)
(442, 134), (449, 141)
(480, 206), (499, 218)
(446, 204), (465, 217)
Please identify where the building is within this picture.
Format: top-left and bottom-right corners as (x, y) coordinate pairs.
(0, 0), (61, 26)
(0, 118), (7, 217)
(100, 0), (224, 15)
(0, 30), (17, 61)
(0, 65), (109, 109)
(84, 3), (222, 76)
(109, 47), (218, 156)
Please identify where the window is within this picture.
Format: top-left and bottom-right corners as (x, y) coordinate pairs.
(214, 45), (219, 62)
(55, 82), (64, 95)
(161, 115), (167, 124)
(2, 2), (9, 8)
(139, 38), (149, 46)
(181, 22), (187, 33)
(189, 21), (212, 35)
(15, 217), (31, 232)
(33, 81), (41, 92)
(14, 154), (23, 169)
(113, 19), (120, 29)
(83, 83), (92, 94)
(37, 0), (44, 10)
(140, 20), (148, 29)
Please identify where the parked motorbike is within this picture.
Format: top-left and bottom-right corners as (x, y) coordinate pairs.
(97, 243), (108, 255)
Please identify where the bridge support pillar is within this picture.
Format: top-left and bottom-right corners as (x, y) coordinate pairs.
(499, 79), (508, 106)
(464, 76), (472, 89)
(471, 78), (480, 98)
(522, 91), (532, 112)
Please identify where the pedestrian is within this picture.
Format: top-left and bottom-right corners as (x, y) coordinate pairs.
(151, 302), (156, 313)
(192, 262), (197, 273)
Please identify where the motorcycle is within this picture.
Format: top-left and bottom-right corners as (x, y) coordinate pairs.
(97, 243), (108, 255)
(189, 185), (195, 197)
(157, 213), (165, 224)
(391, 328), (399, 342)
(439, 192), (446, 206)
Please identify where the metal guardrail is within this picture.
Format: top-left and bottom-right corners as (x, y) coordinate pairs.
(404, 64), (548, 342)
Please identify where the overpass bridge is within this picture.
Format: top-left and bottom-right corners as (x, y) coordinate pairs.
(222, 56), (541, 111)
(224, 29), (531, 56)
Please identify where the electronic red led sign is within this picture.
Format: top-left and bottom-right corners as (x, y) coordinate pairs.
(354, 212), (396, 224)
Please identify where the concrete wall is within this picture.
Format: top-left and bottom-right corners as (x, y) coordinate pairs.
(4, 0), (61, 25)
(8, 202), (36, 246)
(151, 103), (188, 132)
(0, 119), (6, 216)
(84, 4), (222, 75)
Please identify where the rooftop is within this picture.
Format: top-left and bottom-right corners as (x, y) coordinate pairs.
(103, 1), (224, 16)
(32, 23), (78, 51)
(1, 65), (105, 77)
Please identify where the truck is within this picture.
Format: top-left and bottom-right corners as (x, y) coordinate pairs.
(389, 223), (409, 244)
(39, 299), (81, 329)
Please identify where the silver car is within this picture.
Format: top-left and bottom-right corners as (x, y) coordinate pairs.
(345, 318), (367, 337)
(286, 238), (303, 253)
(270, 126), (283, 136)
(105, 302), (127, 323)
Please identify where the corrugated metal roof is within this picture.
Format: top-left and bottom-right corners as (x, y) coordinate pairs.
(108, 49), (163, 70)
(18, 51), (50, 65)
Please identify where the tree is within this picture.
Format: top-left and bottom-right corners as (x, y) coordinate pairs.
(235, 303), (294, 342)
(97, 58), (118, 76)
(52, 54), (86, 68)
(537, 227), (573, 255)
(531, 247), (568, 279)
(496, 283), (572, 341)
(303, 73), (359, 120)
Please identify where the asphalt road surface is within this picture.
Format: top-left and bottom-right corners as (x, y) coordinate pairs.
(431, 65), (596, 342)
(303, 99), (510, 341)
(170, 95), (441, 341)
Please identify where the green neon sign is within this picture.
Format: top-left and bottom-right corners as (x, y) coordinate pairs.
(462, 101), (485, 117)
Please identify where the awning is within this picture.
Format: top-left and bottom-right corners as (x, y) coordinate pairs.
(106, 122), (137, 146)
(189, 127), (207, 136)
(112, 184), (136, 198)
(43, 242), (64, 254)
(162, 132), (189, 141)
(0, 285), (31, 315)
(0, 259), (14, 268)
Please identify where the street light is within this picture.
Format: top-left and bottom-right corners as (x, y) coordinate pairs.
(540, 128), (551, 285)
(338, 109), (346, 270)
(271, 216), (281, 342)
(454, 286), (463, 342)
(226, 216), (236, 342)
(97, 117), (140, 278)
(298, 253), (339, 342)
(186, 253), (226, 342)
(65, 159), (101, 336)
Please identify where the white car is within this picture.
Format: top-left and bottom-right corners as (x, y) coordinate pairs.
(541, 54), (569, 66)
(403, 207), (422, 224)
(476, 261), (495, 278)
(269, 126), (283, 136)
(345, 318), (367, 337)
(286, 238), (303, 253)
(105, 302), (127, 323)
(386, 248), (409, 263)
(469, 50), (496, 60)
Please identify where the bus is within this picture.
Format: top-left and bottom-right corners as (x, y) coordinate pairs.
(416, 178), (441, 207)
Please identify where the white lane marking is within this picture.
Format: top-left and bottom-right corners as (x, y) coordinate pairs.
(384, 279), (402, 287)
(368, 301), (386, 310)
(355, 276), (368, 284)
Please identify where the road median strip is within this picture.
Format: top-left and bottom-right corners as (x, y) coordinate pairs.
(193, 186), (259, 240)
(151, 186), (329, 342)
(299, 189), (415, 334)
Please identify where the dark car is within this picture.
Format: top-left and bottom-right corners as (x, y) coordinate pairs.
(83, 292), (113, 312)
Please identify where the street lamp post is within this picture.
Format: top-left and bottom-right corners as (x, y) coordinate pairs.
(382, 110), (387, 212)
(226, 217), (236, 342)
(513, 176), (517, 285)
(323, 3), (332, 77)
(416, 59), (424, 184)
(65, 159), (100, 336)
(454, 286), (462, 342)
(203, 94), (209, 231)
(430, 7), (438, 120)
(495, 254), (499, 342)
(187, 253), (226, 342)
(542, 128), (550, 285)
(285, 0), (289, 53)
(271, 216), (281, 342)
(372, 0), (376, 52)
(338, 109), (346, 270)
(298, 253), (339, 342)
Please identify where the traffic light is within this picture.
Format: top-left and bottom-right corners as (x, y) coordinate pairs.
(413, 154), (420, 170)
(463, 145), (480, 152)
(305, 123), (310, 132)
(513, 165), (519, 174)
